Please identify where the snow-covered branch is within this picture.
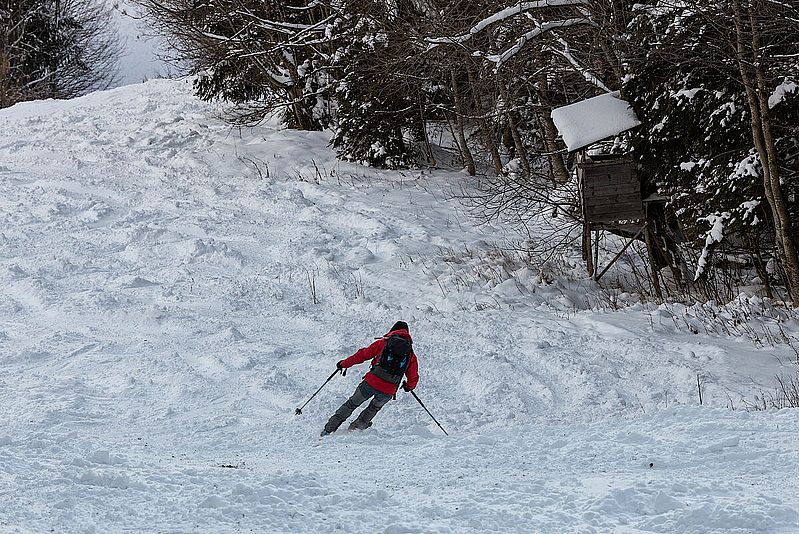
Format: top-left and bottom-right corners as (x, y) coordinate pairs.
(545, 37), (611, 92)
(694, 212), (730, 281)
(234, 11), (322, 34)
(485, 18), (594, 69)
(426, 0), (588, 48)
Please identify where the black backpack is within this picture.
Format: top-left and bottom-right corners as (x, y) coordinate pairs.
(371, 335), (412, 384)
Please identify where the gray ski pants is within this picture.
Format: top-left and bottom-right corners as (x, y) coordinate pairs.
(324, 380), (392, 433)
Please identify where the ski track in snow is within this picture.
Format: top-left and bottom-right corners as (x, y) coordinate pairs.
(1, 79), (798, 533)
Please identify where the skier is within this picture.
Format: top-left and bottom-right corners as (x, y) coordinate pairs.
(321, 321), (419, 436)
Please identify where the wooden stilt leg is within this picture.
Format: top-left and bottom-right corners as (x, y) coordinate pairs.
(583, 223), (594, 278)
(644, 223), (663, 300)
(593, 229), (601, 281)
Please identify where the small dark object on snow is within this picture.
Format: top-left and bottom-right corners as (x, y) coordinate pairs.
(219, 462), (244, 469)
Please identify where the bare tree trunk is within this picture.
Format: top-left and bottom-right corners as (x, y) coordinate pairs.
(467, 68), (502, 174)
(289, 88), (313, 130)
(53, 0), (61, 95)
(0, 52), (9, 108)
(284, 61), (315, 131)
(645, 224), (664, 300)
(752, 237), (775, 300)
(508, 113), (531, 176)
(536, 73), (570, 183)
(498, 79), (531, 176)
(583, 222), (594, 277)
(539, 111), (570, 183)
(751, 46), (799, 305)
(451, 69), (476, 176)
(419, 96), (436, 166)
(733, 0), (799, 306)
(600, 40), (624, 86)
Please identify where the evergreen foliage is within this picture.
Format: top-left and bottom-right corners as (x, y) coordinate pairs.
(625, 41), (762, 242)
(329, 12), (416, 167)
(137, 0), (332, 129)
(0, 0), (119, 108)
(624, 1), (799, 282)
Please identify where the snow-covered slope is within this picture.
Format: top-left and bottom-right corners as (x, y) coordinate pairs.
(1, 80), (798, 533)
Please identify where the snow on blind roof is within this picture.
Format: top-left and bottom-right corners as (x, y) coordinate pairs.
(550, 91), (641, 152)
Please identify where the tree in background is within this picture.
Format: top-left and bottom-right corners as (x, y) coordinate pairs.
(421, 0), (626, 181)
(328, 1), (421, 167)
(135, 0), (334, 129)
(624, 0), (799, 304)
(0, 0), (120, 108)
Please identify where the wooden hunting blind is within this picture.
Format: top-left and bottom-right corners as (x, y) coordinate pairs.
(577, 153), (644, 227)
(551, 93), (670, 296)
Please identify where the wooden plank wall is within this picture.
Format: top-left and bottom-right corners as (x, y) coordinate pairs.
(579, 160), (644, 224)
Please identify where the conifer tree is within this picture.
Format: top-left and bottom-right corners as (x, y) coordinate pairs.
(136, 0), (333, 129)
(624, 0), (799, 296)
(329, 10), (417, 167)
(0, 0), (119, 107)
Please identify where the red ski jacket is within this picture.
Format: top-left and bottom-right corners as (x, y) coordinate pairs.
(339, 328), (419, 395)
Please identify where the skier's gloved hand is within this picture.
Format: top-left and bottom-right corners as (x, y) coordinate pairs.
(336, 360), (345, 369)
(401, 381), (412, 392)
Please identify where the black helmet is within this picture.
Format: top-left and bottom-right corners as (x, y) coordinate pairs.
(390, 321), (409, 332)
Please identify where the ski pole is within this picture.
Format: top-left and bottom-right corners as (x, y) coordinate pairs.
(295, 368), (341, 415)
(409, 389), (449, 436)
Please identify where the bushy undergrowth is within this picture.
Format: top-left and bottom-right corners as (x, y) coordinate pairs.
(745, 374), (799, 410)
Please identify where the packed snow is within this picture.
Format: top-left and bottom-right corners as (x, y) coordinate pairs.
(1, 79), (798, 533)
(551, 91), (642, 152)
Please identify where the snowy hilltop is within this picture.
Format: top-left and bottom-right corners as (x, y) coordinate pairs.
(1, 80), (798, 533)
